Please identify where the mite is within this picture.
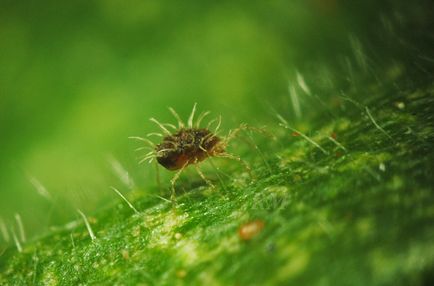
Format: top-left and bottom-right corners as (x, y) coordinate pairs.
(131, 103), (251, 200)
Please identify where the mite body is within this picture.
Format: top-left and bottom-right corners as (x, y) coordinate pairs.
(131, 103), (251, 200)
(155, 128), (223, 171)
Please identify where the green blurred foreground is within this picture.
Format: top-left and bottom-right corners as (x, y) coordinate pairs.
(1, 0), (434, 285)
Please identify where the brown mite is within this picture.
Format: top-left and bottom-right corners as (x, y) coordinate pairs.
(130, 103), (252, 200)
(155, 127), (223, 171)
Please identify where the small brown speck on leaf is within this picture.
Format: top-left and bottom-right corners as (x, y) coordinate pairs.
(238, 220), (265, 240)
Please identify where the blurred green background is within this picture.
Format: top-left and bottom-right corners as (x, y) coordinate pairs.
(0, 0), (431, 238)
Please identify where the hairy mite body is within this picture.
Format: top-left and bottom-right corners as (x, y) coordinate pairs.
(131, 103), (253, 201)
(156, 128), (223, 170)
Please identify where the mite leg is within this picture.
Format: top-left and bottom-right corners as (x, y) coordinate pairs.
(170, 163), (188, 201)
(194, 165), (215, 189)
(223, 123), (248, 144)
(238, 133), (272, 174)
(216, 152), (253, 179)
(224, 124), (274, 145)
(154, 160), (162, 193)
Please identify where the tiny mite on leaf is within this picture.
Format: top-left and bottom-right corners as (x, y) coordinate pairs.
(131, 103), (255, 200)
(238, 219), (265, 240)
